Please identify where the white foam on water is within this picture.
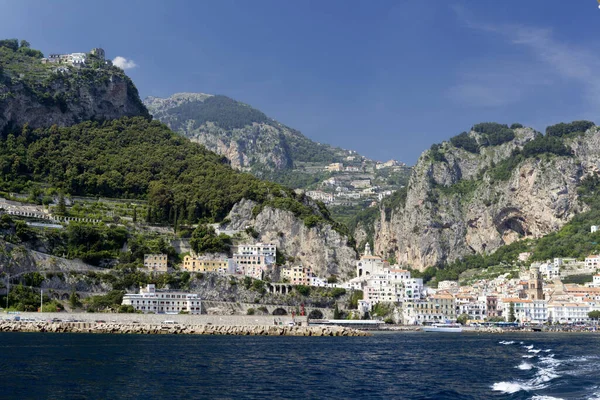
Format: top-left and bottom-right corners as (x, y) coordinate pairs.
(492, 381), (530, 394)
(523, 355), (536, 358)
(499, 340), (515, 345)
(543, 349), (552, 352)
(530, 396), (564, 400)
(531, 367), (560, 386)
(529, 349), (542, 354)
(524, 344), (535, 350)
(517, 362), (534, 370)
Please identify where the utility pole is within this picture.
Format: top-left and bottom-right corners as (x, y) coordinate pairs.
(5, 274), (9, 310)
(40, 288), (43, 312)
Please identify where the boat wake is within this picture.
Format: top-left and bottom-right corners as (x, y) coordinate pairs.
(492, 345), (561, 394)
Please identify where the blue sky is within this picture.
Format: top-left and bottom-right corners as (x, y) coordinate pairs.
(1, 0), (600, 164)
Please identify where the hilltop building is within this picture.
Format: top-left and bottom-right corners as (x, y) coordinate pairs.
(41, 47), (111, 67)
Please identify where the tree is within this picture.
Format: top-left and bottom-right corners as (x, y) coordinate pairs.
(57, 193), (67, 215)
(190, 224), (230, 254)
(132, 207), (137, 224)
(69, 291), (82, 309)
(19, 40), (30, 48)
(508, 302), (516, 323)
(457, 313), (469, 325)
(333, 303), (341, 319)
(588, 310), (600, 320)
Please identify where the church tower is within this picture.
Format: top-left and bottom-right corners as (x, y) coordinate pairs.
(528, 265), (544, 300)
(364, 243), (372, 257)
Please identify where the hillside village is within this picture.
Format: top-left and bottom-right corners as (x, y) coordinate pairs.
(3, 186), (600, 325)
(304, 159), (407, 207)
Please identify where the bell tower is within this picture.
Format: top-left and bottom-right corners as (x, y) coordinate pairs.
(528, 265), (544, 300)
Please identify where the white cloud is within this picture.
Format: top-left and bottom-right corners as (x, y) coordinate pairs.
(450, 5), (600, 116)
(112, 56), (138, 70)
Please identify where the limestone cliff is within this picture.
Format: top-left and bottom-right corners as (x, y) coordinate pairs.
(0, 47), (148, 132)
(226, 199), (357, 279)
(372, 125), (600, 271)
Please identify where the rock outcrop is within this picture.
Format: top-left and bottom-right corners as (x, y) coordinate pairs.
(0, 65), (148, 132)
(227, 199), (357, 279)
(373, 126), (600, 270)
(0, 321), (369, 336)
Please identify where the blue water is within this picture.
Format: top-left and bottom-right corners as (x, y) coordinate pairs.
(0, 332), (599, 399)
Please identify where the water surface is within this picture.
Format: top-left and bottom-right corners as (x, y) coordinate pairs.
(1, 332), (598, 399)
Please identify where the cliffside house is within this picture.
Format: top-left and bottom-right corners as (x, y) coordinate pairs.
(143, 254), (168, 272)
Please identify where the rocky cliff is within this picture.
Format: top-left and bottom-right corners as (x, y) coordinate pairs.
(226, 199), (357, 279)
(0, 44), (148, 133)
(144, 93), (348, 171)
(371, 124), (600, 270)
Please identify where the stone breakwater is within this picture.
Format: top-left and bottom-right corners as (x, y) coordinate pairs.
(0, 321), (369, 337)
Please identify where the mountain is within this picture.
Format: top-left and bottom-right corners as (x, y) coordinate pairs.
(0, 41), (358, 278)
(144, 93), (349, 172)
(0, 40), (149, 133)
(354, 121), (599, 271)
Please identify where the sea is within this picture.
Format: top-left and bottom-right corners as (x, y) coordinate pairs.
(0, 332), (599, 399)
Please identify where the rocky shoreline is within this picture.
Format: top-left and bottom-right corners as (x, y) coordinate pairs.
(0, 321), (369, 337)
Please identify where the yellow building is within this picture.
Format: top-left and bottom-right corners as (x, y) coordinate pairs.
(281, 265), (313, 285)
(183, 256), (230, 274)
(143, 254), (168, 272)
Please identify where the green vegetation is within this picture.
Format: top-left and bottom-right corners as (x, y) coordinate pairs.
(429, 143), (447, 162)
(1, 284), (49, 311)
(489, 134), (571, 181)
(0, 117), (341, 234)
(472, 122), (515, 146)
(561, 274), (593, 285)
(508, 302), (516, 322)
(167, 95), (269, 131)
(546, 120), (595, 138)
(85, 290), (125, 312)
(457, 313), (469, 325)
(295, 285), (311, 296)
(588, 310), (600, 320)
(450, 132), (479, 153)
(190, 224), (231, 254)
(447, 123), (516, 154)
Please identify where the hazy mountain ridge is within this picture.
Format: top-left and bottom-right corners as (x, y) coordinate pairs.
(144, 93), (353, 172)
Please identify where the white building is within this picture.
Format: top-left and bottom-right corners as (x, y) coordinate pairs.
(356, 243), (385, 278)
(547, 302), (590, 323)
(122, 284), (202, 314)
(437, 281), (459, 291)
(585, 255), (600, 270)
(233, 243), (276, 279)
(362, 269), (424, 308)
(501, 298), (548, 324)
(536, 261), (561, 280)
(592, 275), (600, 288)
(305, 190), (335, 203)
(592, 225), (598, 233)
